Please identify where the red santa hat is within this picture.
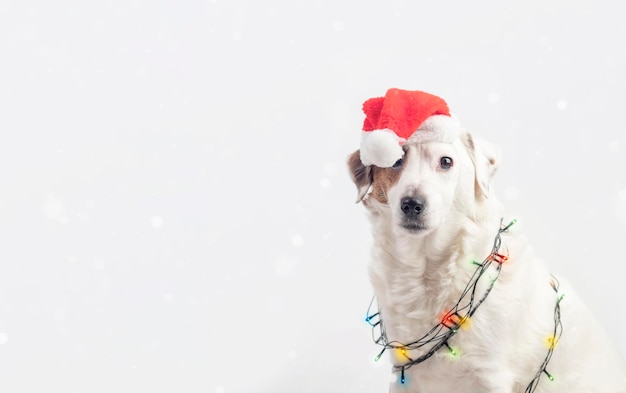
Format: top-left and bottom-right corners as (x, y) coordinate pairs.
(360, 88), (461, 167)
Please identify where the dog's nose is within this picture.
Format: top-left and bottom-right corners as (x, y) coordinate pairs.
(400, 197), (425, 216)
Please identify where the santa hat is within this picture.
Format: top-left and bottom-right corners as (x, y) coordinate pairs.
(360, 88), (461, 167)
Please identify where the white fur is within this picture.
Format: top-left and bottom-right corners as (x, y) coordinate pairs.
(351, 132), (626, 392)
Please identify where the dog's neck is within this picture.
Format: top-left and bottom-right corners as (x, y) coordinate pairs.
(366, 201), (503, 343)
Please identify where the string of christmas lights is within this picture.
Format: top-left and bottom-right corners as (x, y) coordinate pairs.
(524, 276), (563, 393)
(364, 218), (564, 390)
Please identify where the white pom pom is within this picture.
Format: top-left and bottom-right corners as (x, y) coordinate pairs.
(360, 129), (404, 168)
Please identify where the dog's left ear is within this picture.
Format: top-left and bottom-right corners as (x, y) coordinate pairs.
(464, 133), (501, 199)
(347, 150), (373, 203)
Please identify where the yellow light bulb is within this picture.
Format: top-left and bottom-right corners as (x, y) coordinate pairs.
(393, 347), (412, 362)
(544, 335), (558, 349)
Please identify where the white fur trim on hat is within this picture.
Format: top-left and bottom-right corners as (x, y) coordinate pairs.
(360, 129), (405, 168)
(407, 115), (462, 144)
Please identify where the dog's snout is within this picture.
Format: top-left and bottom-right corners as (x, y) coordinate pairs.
(400, 197), (425, 216)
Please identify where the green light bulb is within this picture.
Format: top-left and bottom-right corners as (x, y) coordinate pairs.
(543, 370), (554, 381)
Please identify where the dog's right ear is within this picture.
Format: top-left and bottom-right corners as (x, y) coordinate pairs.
(464, 133), (501, 199)
(347, 150), (373, 203)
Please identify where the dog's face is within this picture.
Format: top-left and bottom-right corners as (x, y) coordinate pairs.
(348, 133), (500, 236)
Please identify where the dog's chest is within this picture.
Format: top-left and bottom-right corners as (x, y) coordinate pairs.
(390, 356), (477, 393)
(371, 248), (500, 393)
(372, 262), (471, 342)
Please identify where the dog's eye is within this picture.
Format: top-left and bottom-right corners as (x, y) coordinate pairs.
(440, 156), (453, 169)
(392, 158), (403, 169)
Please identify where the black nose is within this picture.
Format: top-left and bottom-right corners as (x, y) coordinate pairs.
(400, 197), (425, 216)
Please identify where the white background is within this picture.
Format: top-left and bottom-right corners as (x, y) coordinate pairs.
(1, 1), (625, 392)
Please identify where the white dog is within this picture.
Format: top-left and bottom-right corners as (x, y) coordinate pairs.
(348, 130), (626, 392)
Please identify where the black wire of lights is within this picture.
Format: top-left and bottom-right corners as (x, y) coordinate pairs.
(365, 219), (563, 391)
(524, 276), (564, 393)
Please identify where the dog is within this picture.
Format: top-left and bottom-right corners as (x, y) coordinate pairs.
(348, 129), (626, 392)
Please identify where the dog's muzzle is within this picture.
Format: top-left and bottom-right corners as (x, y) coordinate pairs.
(400, 196), (427, 231)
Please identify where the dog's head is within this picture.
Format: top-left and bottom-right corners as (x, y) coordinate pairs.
(348, 133), (500, 235)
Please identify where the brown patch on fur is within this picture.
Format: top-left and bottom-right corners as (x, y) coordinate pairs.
(347, 150), (372, 202)
(348, 150), (371, 188)
(370, 166), (402, 204)
(348, 150), (370, 189)
(347, 150), (403, 204)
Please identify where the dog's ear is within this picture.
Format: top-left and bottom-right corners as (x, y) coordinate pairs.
(464, 133), (501, 199)
(347, 150), (373, 203)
